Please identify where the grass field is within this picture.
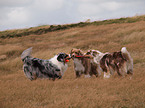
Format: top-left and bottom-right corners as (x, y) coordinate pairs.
(0, 16), (145, 108)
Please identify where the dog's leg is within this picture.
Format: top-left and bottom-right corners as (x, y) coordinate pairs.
(115, 63), (123, 76)
(127, 62), (133, 75)
(127, 69), (133, 75)
(123, 62), (127, 74)
(104, 72), (111, 78)
(93, 64), (102, 77)
(97, 64), (102, 77)
(23, 65), (37, 81)
(116, 64), (125, 77)
(84, 58), (91, 78)
(52, 77), (56, 81)
(108, 64), (115, 75)
(76, 71), (81, 78)
(103, 60), (111, 78)
(116, 67), (122, 76)
(85, 62), (91, 78)
(93, 68), (99, 77)
(103, 66), (111, 78)
(84, 74), (91, 78)
(33, 73), (37, 80)
(119, 62), (128, 77)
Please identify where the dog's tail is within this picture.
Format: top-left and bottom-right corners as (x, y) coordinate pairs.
(121, 47), (133, 74)
(21, 47), (33, 60)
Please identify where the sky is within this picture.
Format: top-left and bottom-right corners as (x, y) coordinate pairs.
(0, 0), (145, 31)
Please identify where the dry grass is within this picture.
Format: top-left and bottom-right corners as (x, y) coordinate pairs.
(0, 19), (145, 108)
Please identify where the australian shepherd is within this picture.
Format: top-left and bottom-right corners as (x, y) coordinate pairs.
(21, 47), (70, 81)
(86, 47), (133, 78)
(70, 48), (101, 78)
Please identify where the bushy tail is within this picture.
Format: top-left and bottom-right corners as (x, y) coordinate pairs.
(121, 47), (133, 74)
(21, 47), (33, 60)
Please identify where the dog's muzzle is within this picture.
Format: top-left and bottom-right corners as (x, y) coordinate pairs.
(64, 54), (71, 62)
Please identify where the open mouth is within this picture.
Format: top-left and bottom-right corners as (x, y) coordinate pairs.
(64, 56), (71, 62)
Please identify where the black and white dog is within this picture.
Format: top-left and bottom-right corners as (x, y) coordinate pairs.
(21, 47), (70, 81)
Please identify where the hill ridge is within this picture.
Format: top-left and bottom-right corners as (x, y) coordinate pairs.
(0, 15), (145, 39)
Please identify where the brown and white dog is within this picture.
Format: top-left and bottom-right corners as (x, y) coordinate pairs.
(70, 48), (101, 78)
(86, 47), (133, 78)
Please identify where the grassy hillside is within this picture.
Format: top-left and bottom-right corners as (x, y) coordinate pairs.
(0, 15), (145, 39)
(0, 16), (145, 108)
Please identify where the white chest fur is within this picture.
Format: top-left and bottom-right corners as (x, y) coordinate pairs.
(50, 55), (68, 76)
(74, 58), (85, 72)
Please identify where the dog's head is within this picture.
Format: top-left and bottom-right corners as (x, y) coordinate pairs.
(86, 50), (100, 57)
(70, 48), (84, 59)
(57, 53), (70, 63)
(86, 50), (104, 63)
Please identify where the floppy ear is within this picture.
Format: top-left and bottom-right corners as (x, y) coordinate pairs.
(70, 48), (75, 54)
(57, 54), (62, 62)
(57, 53), (65, 62)
(92, 51), (98, 56)
(70, 49), (73, 53)
(86, 50), (91, 55)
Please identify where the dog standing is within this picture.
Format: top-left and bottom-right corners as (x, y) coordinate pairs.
(70, 48), (101, 78)
(21, 47), (70, 81)
(86, 47), (133, 78)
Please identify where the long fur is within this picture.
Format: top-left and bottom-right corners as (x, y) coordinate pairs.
(49, 55), (68, 76)
(21, 48), (68, 81)
(21, 47), (33, 60)
(87, 47), (133, 78)
(70, 48), (101, 78)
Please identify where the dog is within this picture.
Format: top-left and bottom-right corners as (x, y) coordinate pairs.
(70, 48), (101, 78)
(86, 47), (133, 78)
(21, 47), (70, 81)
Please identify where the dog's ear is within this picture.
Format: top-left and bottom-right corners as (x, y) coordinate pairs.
(70, 49), (73, 53)
(70, 48), (75, 54)
(78, 49), (83, 55)
(86, 50), (91, 55)
(92, 51), (99, 57)
(57, 53), (67, 62)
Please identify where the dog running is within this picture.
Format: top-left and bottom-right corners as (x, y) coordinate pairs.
(21, 47), (70, 81)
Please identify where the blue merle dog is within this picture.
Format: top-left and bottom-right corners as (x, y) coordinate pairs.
(21, 47), (70, 81)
